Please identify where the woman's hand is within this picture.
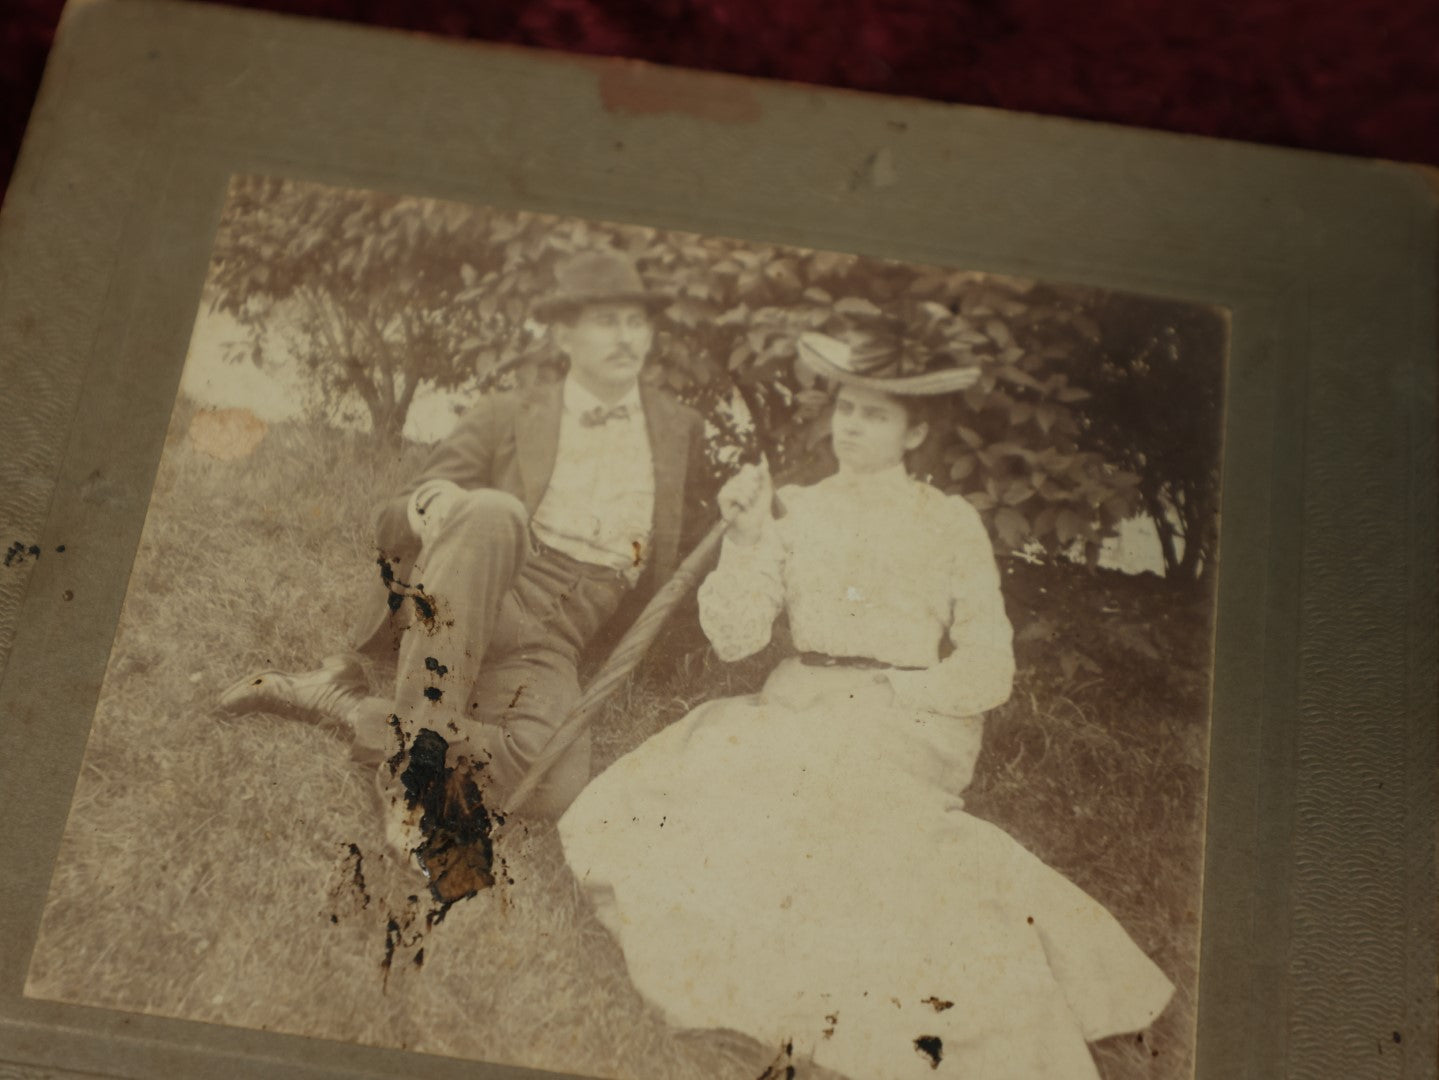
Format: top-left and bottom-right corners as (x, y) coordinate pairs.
(718, 463), (773, 546)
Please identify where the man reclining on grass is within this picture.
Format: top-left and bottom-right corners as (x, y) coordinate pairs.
(218, 249), (710, 901)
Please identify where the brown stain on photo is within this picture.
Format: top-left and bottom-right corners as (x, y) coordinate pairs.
(188, 407), (268, 461)
(595, 62), (763, 125)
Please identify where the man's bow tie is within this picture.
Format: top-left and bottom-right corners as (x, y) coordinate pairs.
(579, 403), (632, 428)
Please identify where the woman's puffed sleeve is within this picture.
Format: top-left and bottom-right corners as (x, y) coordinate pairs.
(886, 496), (1015, 717)
(697, 519), (786, 661)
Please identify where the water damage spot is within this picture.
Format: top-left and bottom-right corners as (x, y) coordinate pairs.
(325, 842), (380, 925)
(913, 1035), (943, 1069)
(380, 912), (426, 990)
(384, 715), (409, 776)
(400, 729), (500, 905)
(381, 917), (401, 981)
(331, 728), (512, 988)
(334, 871), (449, 990)
(345, 843), (371, 908)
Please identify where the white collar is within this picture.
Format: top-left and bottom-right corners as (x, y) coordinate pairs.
(563, 377), (643, 417)
(831, 463), (912, 493)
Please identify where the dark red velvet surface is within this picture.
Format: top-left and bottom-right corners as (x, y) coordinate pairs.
(3, 0), (1437, 203)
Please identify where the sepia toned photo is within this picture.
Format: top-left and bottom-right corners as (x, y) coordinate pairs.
(24, 175), (1226, 1080)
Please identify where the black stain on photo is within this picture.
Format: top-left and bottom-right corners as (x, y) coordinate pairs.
(376, 555), (440, 629)
(755, 1039), (797, 1080)
(380, 917), (402, 987)
(4, 541), (42, 567)
(914, 1035), (943, 1069)
(400, 728), (499, 905)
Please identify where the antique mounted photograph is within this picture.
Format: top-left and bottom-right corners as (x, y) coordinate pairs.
(24, 175), (1226, 1080)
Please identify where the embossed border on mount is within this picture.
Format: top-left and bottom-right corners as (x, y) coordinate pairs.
(0, 3), (1433, 1079)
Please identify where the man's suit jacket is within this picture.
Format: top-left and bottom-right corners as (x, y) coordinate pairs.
(353, 379), (710, 655)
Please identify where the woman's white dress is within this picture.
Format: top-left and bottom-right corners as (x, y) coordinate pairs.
(559, 467), (1174, 1080)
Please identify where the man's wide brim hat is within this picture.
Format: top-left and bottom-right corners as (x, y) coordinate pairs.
(796, 331), (981, 396)
(531, 250), (673, 321)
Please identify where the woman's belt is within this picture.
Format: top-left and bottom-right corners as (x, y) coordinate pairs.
(797, 651), (924, 672)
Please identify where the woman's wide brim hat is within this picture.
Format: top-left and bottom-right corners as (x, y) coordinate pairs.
(796, 331), (981, 396)
(531, 250), (674, 321)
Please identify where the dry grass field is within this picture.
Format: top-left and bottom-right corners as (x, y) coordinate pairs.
(25, 398), (1209, 1080)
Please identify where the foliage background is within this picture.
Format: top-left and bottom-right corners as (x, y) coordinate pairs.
(207, 176), (1225, 583)
(26, 187), (1223, 1080)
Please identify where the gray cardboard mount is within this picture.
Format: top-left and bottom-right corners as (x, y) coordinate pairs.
(0, 1), (1434, 1078)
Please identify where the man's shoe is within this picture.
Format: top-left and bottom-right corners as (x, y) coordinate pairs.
(216, 653), (368, 729)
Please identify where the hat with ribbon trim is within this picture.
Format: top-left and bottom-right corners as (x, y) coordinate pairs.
(796, 331), (981, 396)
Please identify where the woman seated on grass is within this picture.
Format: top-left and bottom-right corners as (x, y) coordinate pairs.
(558, 334), (1175, 1080)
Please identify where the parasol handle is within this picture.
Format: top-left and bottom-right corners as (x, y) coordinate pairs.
(502, 517), (729, 814)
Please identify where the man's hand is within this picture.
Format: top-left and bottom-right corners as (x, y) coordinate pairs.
(717, 463), (773, 546)
(407, 479), (463, 539)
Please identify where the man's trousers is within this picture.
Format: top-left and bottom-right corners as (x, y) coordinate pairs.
(352, 489), (628, 818)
